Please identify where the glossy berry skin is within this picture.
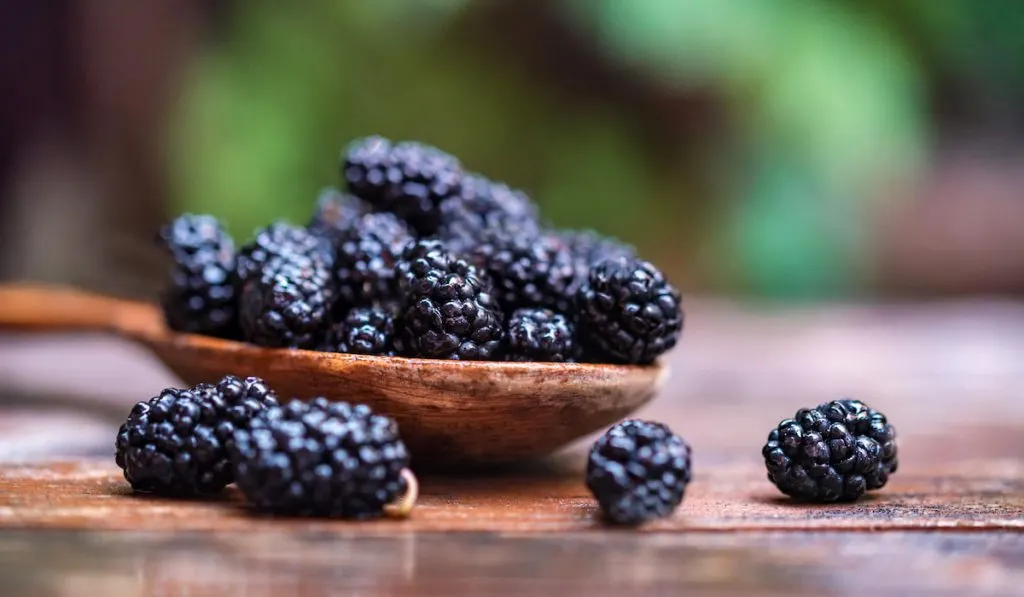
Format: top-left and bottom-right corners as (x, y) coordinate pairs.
(435, 173), (540, 256)
(322, 307), (395, 356)
(333, 212), (413, 308)
(393, 240), (504, 360)
(556, 229), (636, 288)
(506, 308), (580, 363)
(576, 256), (683, 364)
(307, 186), (370, 241)
(236, 221), (333, 284)
(230, 398), (409, 518)
(342, 136), (463, 235)
(763, 399), (898, 502)
(470, 232), (578, 313)
(114, 376), (277, 496)
(240, 256), (335, 349)
(586, 419), (692, 525)
(158, 214), (239, 338)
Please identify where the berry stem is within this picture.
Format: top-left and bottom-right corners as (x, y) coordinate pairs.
(384, 468), (419, 519)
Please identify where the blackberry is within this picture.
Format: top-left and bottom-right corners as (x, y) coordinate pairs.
(157, 214), (239, 338)
(230, 398), (409, 518)
(576, 256), (683, 364)
(322, 307), (395, 356)
(506, 308), (580, 363)
(470, 231), (578, 313)
(114, 376), (277, 496)
(334, 212), (413, 308)
(558, 229), (635, 264)
(393, 240), (504, 360)
(762, 399), (898, 502)
(236, 221), (333, 283)
(240, 256), (335, 349)
(558, 229), (634, 269)
(435, 174), (540, 256)
(342, 136), (463, 235)
(586, 419), (692, 525)
(307, 187), (370, 241)
(548, 229), (636, 301)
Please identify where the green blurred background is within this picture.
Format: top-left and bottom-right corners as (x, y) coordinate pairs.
(2, 0), (1022, 300)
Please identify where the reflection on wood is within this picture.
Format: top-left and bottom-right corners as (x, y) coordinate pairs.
(0, 460), (1021, 533)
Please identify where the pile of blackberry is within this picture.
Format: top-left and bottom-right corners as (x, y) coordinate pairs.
(115, 378), (901, 521)
(141, 138), (908, 526)
(157, 135), (684, 364)
(115, 376), (412, 519)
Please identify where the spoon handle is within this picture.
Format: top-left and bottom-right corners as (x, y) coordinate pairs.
(0, 283), (158, 336)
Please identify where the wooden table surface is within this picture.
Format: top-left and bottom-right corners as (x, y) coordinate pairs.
(0, 299), (1022, 596)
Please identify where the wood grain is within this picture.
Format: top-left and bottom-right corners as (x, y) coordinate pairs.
(0, 284), (665, 466)
(2, 299), (1023, 596)
(1, 459), (1021, 533)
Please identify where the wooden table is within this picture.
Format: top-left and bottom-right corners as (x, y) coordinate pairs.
(1, 299), (1022, 596)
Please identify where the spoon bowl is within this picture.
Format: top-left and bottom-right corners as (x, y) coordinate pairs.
(0, 284), (667, 467)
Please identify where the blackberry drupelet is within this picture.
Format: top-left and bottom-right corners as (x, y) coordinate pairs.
(307, 186), (370, 241)
(435, 174), (540, 256)
(342, 136), (463, 235)
(158, 214), (239, 338)
(393, 240), (504, 360)
(470, 231), (578, 312)
(762, 399), (898, 502)
(240, 256), (335, 349)
(114, 376), (277, 496)
(236, 221), (333, 283)
(322, 307), (396, 356)
(552, 229), (636, 302)
(334, 212), (413, 308)
(576, 256), (683, 364)
(586, 419), (692, 525)
(506, 308), (580, 362)
(230, 398), (409, 518)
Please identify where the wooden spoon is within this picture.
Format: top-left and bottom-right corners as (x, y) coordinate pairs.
(0, 284), (667, 467)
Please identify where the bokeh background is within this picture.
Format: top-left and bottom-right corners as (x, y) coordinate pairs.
(1, 0), (1021, 301)
(0, 11), (1023, 589)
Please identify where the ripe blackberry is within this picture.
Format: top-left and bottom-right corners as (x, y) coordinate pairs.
(558, 229), (635, 264)
(334, 212), (413, 308)
(307, 186), (370, 241)
(586, 419), (692, 525)
(470, 231), (578, 313)
(576, 256), (683, 364)
(549, 229), (636, 301)
(230, 398), (409, 518)
(157, 214), (239, 338)
(236, 221), (333, 283)
(393, 240), (504, 360)
(114, 376), (277, 496)
(506, 308), (580, 363)
(762, 399), (898, 502)
(435, 174), (540, 256)
(342, 136), (463, 235)
(322, 307), (395, 356)
(240, 256), (335, 349)
(558, 228), (635, 267)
